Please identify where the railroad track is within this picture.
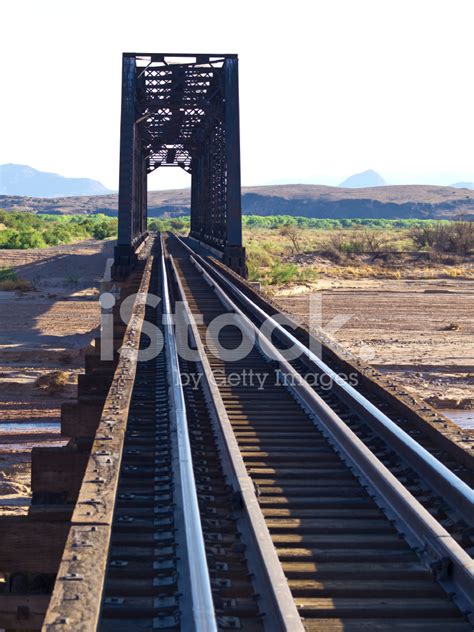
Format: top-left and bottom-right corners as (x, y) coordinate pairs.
(97, 247), (265, 631)
(43, 233), (473, 631)
(173, 236), (473, 527)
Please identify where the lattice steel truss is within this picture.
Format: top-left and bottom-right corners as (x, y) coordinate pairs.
(114, 53), (245, 276)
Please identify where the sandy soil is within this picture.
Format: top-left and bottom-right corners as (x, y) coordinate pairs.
(276, 278), (474, 416)
(0, 240), (114, 512)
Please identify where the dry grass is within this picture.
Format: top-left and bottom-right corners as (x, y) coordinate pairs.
(444, 322), (461, 331)
(34, 370), (70, 394)
(311, 263), (474, 280)
(0, 278), (33, 291)
(244, 226), (413, 256)
(0, 267), (33, 291)
(244, 227), (474, 287)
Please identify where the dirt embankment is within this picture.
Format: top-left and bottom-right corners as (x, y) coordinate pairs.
(0, 240), (114, 513)
(277, 278), (474, 421)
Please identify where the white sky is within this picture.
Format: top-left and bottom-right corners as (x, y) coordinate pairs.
(1, 0), (473, 190)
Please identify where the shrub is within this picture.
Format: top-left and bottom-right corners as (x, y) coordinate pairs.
(0, 210), (118, 249)
(246, 244), (274, 268)
(328, 228), (387, 255)
(246, 260), (261, 282)
(298, 267), (318, 282)
(34, 370), (70, 394)
(0, 267), (33, 291)
(410, 220), (474, 255)
(0, 278), (33, 291)
(268, 262), (298, 284)
(0, 267), (16, 282)
(91, 220), (116, 240)
(279, 224), (302, 254)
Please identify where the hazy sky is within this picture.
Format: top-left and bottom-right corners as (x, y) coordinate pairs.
(1, 0), (473, 190)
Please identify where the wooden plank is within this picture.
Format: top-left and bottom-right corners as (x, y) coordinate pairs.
(31, 448), (89, 502)
(303, 618), (472, 631)
(43, 256), (154, 631)
(27, 505), (74, 523)
(294, 597), (461, 617)
(42, 525), (110, 631)
(0, 520), (68, 574)
(77, 373), (113, 397)
(60, 402), (103, 440)
(0, 594), (49, 630)
(287, 578), (444, 598)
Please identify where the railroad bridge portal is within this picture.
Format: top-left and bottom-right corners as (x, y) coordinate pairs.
(113, 52), (246, 276)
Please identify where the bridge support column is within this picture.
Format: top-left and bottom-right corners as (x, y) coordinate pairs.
(224, 58), (246, 276)
(113, 55), (148, 279)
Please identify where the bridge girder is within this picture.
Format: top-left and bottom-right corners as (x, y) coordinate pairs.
(113, 53), (246, 277)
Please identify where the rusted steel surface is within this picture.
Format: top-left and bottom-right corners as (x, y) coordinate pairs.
(43, 255), (154, 631)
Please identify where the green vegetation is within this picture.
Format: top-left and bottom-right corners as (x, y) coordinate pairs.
(149, 215), (454, 232)
(242, 216), (453, 230)
(0, 210), (471, 287)
(0, 211), (117, 249)
(148, 217), (190, 233)
(0, 267), (16, 283)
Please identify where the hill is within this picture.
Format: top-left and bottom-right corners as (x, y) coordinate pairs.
(339, 169), (386, 188)
(0, 183), (473, 220)
(0, 164), (111, 197)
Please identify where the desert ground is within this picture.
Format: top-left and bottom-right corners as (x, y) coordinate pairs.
(276, 277), (474, 425)
(0, 238), (472, 513)
(0, 240), (113, 512)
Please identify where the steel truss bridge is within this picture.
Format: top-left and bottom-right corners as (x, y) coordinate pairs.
(0, 53), (472, 632)
(113, 52), (246, 277)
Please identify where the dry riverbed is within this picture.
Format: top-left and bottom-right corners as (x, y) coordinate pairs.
(0, 240), (113, 512)
(276, 277), (474, 427)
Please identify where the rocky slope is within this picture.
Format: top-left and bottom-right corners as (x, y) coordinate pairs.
(1, 183), (473, 219)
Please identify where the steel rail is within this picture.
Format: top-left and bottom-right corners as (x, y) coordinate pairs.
(174, 238), (474, 620)
(175, 234), (473, 523)
(168, 252), (305, 631)
(160, 237), (218, 632)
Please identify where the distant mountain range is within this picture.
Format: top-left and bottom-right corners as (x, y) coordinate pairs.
(450, 182), (474, 190)
(1, 183), (473, 220)
(339, 169), (386, 188)
(337, 171), (474, 191)
(0, 164), (111, 197)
